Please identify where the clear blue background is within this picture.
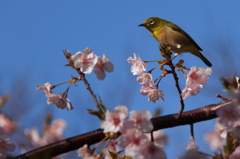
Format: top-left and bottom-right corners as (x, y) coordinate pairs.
(1, 1), (240, 158)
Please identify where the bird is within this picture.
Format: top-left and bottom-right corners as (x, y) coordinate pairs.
(139, 17), (212, 67)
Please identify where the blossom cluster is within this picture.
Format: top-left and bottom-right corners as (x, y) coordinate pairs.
(216, 77), (240, 134)
(127, 53), (212, 102)
(24, 119), (67, 148)
(204, 120), (240, 158)
(0, 114), (16, 136)
(0, 137), (15, 159)
(78, 105), (168, 159)
(201, 77), (240, 158)
(127, 53), (164, 103)
(37, 82), (74, 110)
(181, 66), (212, 99)
(71, 48), (114, 80)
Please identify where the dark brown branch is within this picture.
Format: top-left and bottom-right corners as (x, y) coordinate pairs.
(13, 98), (231, 159)
(168, 59), (185, 118)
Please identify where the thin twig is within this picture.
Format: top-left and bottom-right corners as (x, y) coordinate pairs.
(190, 124), (194, 138)
(168, 59), (185, 118)
(78, 71), (103, 113)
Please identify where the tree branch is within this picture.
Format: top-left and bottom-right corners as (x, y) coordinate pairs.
(168, 59), (185, 118)
(13, 98), (231, 159)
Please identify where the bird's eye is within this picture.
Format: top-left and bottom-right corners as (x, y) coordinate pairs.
(148, 19), (154, 25)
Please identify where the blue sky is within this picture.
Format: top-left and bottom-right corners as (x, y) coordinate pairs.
(1, 1), (240, 158)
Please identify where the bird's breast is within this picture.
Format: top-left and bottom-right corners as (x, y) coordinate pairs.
(154, 26), (196, 54)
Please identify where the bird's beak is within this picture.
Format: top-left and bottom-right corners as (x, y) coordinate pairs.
(138, 23), (146, 27)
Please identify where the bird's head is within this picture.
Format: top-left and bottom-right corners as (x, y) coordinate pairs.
(139, 17), (163, 32)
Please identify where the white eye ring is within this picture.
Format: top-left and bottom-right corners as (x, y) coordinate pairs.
(149, 19), (154, 24)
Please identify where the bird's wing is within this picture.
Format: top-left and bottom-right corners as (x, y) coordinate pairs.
(165, 24), (203, 51)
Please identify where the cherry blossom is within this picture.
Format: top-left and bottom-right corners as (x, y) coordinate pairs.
(136, 73), (152, 84)
(222, 76), (240, 90)
(146, 131), (168, 147)
(216, 103), (240, 129)
(204, 131), (225, 150)
(127, 53), (147, 75)
(25, 119), (67, 147)
(47, 93), (74, 110)
(37, 83), (74, 110)
(229, 146), (240, 159)
(181, 66), (212, 99)
(36, 82), (51, 96)
(118, 128), (148, 157)
(24, 128), (45, 147)
(140, 140), (166, 159)
(233, 126), (240, 138)
(0, 137), (15, 159)
(94, 54), (114, 80)
(100, 105), (128, 133)
(228, 89), (240, 113)
(71, 48), (98, 74)
(179, 137), (209, 159)
(0, 114), (16, 136)
(214, 119), (228, 138)
(186, 136), (198, 150)
(44, 119), (67, 143)
(103, 140), (118, 159)
(78, 144), (96, 159)
(140, 81), (164, 103)
(120, 110), (153, 133)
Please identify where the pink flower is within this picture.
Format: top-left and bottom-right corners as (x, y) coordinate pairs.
(233, 126), (240, 138)
(44, 119), (67, 143)
(118, 128), (148, 157)
(214, 120), (227, 138)
(229, 146), (240, 159)
(217, 102), (240, 130)
(0, 137), (15, 159)
(47, 94), (74, 110)
(94, 54), (114, 80)
(25, 119), (67, 147)
(127, 53), (147, 75)
(24, 128), (45, 147)
(71, 48), (98, 74)
(222, 76), (240, 90)
(204, 131), (225, 150)
(78, 144), (96, 159)
(186, 136), (198, 151)
(140, 81), (164, 103)
(120, 110), (153, 133)
(36, 82), (51, 96)
(37, 83), (74, 110)
(179, 137), (209, 159)
(137, 73), (153, 84)
(229, 89), (240, 106)
(140, 140), (166, 159)
(0, 114), (16, 136)
(103, 140), (118, 159)
(181, 66), (212, 99)
(181, 86), (196, 100)
(101, 105), (128, 133)
(146, 131), (168, 147)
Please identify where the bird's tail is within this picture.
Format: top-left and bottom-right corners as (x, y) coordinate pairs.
(195, 51), (212, 67)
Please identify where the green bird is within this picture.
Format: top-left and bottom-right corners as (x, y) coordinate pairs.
(139, 17), (212, 67)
